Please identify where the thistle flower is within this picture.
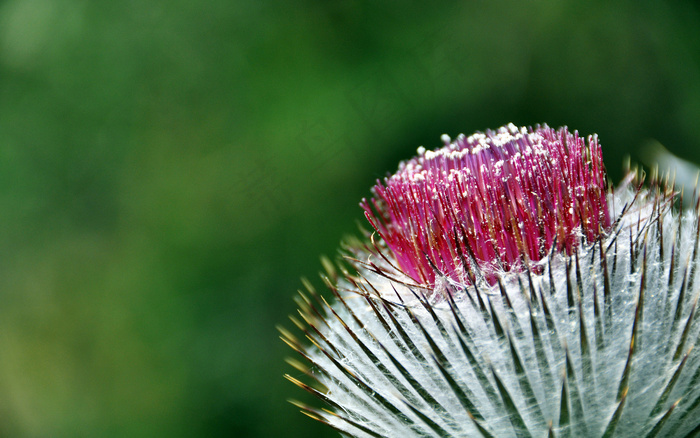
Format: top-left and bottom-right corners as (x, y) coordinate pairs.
(282, 124), (700, 437)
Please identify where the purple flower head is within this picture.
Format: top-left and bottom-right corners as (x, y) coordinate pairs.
(362, 123), (611, 286)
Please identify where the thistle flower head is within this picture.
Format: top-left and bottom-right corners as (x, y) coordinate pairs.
(362, 124), (610, 286)
(283, 124), (700, 438)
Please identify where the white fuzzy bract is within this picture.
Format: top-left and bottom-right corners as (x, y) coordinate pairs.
(284, 178), (700, 438)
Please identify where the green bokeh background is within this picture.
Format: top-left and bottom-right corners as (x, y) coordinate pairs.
(1, 1), (699, 437)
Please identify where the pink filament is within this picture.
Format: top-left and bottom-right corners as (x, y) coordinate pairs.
(362, 124), (611, 285)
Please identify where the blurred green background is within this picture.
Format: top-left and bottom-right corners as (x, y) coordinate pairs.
(1, 0), (699, 437)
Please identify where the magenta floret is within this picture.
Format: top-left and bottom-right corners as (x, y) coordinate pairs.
(362, 124), (611, 285)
